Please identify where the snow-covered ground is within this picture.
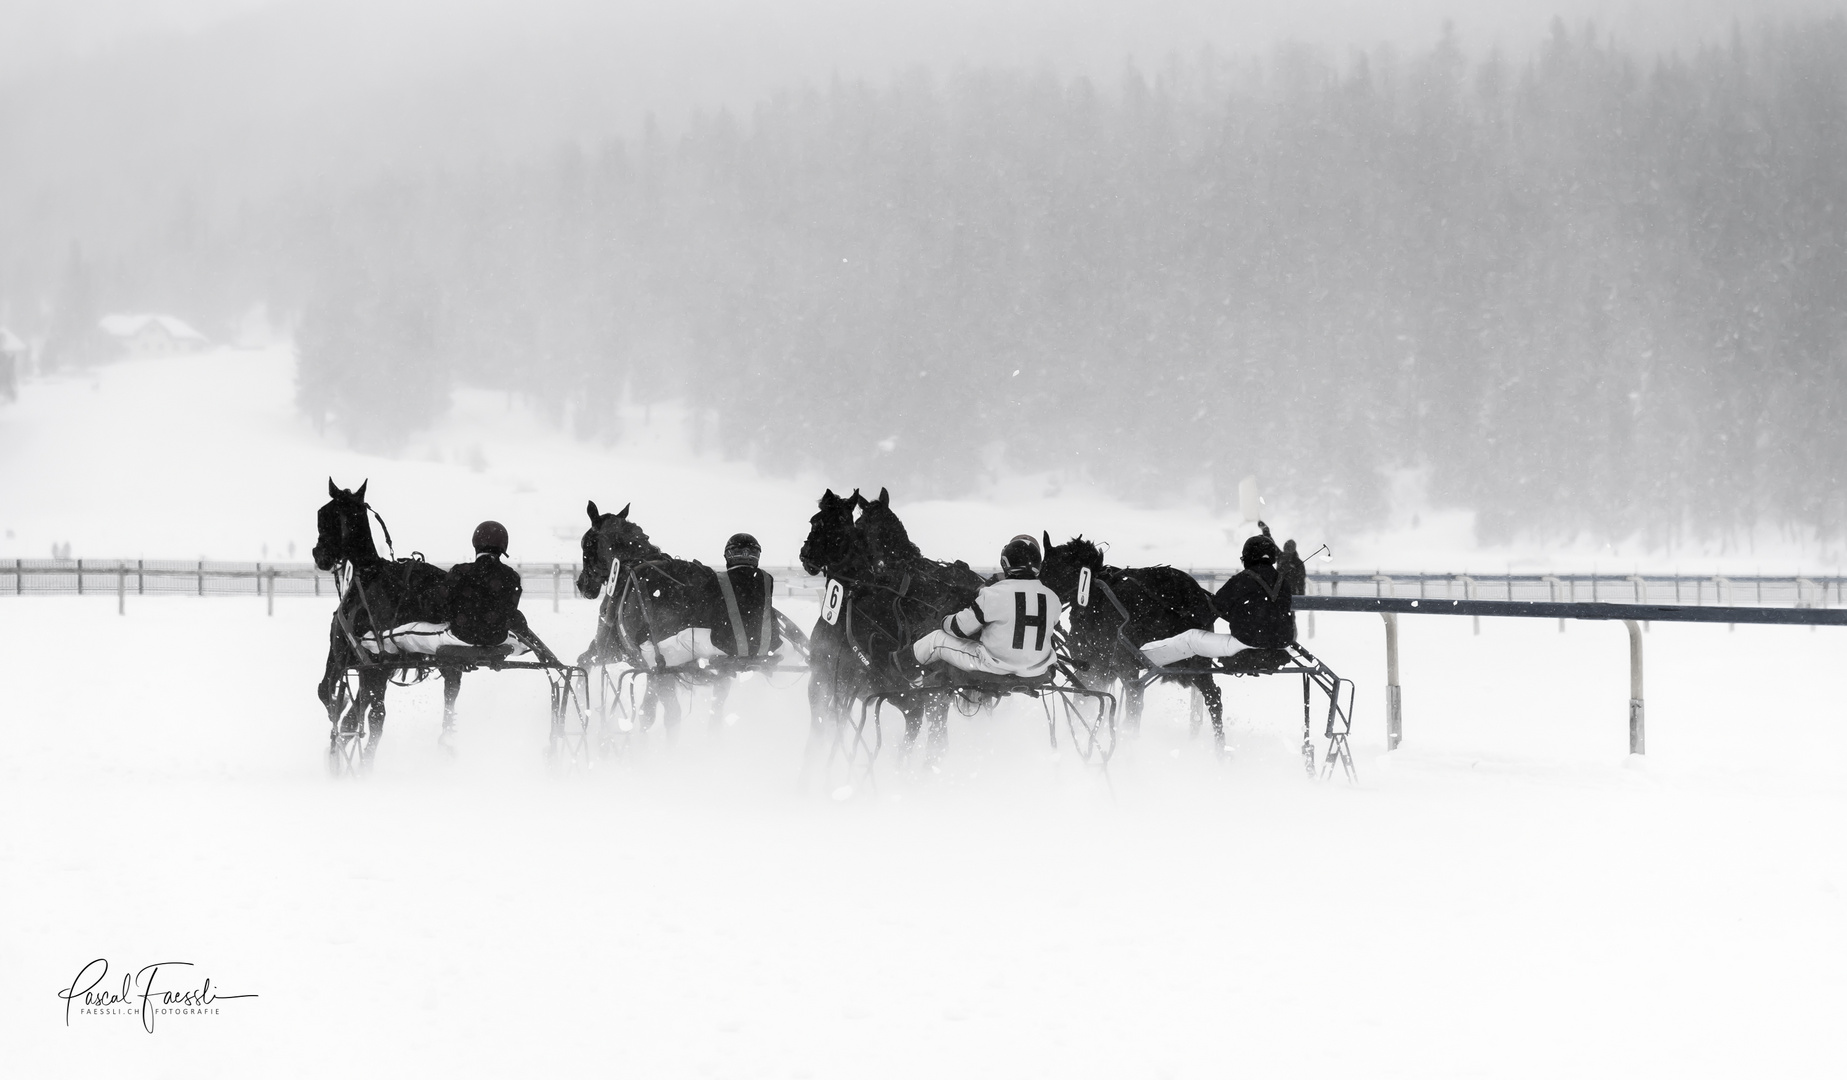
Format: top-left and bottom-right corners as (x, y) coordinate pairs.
(2, 595), (1842, 1077)
(2, 349), (1843, 1076)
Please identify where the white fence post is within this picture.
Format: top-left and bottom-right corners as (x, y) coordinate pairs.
(1383, 612), (1402, 750)
(1625, 619), (1645, 754)
(1544, 575), (1564, 632)
(117, 562), (125, 616)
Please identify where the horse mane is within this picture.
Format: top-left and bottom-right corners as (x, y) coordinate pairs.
(1057, 535), (1108, 572)
(603, 515), (665, 562)
(857, 500), (923, 565)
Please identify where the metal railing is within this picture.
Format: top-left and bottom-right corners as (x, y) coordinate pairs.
(6, 561), (1840, 609)
(0, 559), (838, 614)
(1297, 592), (1847, 758)
(1297, 571), (1846, 608)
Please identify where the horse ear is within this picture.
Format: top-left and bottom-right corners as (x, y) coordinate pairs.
(1043, 530), (1053, 553)
(586, 500), (600, 522)
(876, 487), (890, 507)
(820, 489), (839, 508)
(355, 479), (367, 501)
(616, 503), (630, 520)
(328, 478), (339, 498)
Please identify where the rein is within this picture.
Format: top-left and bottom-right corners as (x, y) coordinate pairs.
(363, 504), (396, 561)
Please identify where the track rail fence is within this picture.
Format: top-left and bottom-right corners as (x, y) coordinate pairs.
(7, 560), (1843, 609)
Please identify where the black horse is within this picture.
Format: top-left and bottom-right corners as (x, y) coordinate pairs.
(796, 487), (869, 752)
(312, 479), (459, 761)
(575, 500), (749, 734)
(797, 487), (983, 767)
(1038, 533), (1228, 751)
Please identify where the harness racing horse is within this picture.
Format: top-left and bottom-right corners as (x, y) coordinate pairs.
(312, 479), (460, 763)
(574, 500), (758, 736)
(796, 488), (867, 758)
(798, 487), (983, 770)
(1038, 534), (1229, 752)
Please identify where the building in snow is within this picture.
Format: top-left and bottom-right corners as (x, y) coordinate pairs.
(98, 313), (210, 356)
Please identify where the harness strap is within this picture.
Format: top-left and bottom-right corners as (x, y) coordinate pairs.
(1245, 566), (1287, 604)
(841, 588), (873, 670)
(613, 573), (641, 658)
(759, 575), (774, 654)
(366, 506), (396, 560)
(714, 570), (756, 657)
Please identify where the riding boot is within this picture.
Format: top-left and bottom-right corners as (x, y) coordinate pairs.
(1220, 647), (1291, 675)
(890, 647), (925, 687)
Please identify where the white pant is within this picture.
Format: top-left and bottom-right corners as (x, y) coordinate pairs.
(640, 628), (723, 670)
(360, 621), (529, 657)
(640, 627), (790, 670)
(1138, 628), (1250, 667)
(913, 629), (1052, 678)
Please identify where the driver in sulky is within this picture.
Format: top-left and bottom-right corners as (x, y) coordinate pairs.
(900, 534), (1061, 682)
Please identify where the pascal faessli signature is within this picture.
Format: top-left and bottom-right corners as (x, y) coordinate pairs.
(59, 959), (257, 1033)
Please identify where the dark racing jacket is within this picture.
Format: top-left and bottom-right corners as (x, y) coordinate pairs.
(708, 565), (781, 657)
(445, 554), (529, 646)
(1213, 563), (1297, 649)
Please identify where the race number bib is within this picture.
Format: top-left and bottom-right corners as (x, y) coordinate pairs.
(821, 578), (845, 626)
(1077, 566), (1092, 608)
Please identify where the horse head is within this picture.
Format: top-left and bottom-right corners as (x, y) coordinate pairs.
(575, 500), (659, 598)
(312, 478), (376, 571)
(1039, 532), (1106, 602)
(799, 488), (864, 577)
(853, 487), (922, 571)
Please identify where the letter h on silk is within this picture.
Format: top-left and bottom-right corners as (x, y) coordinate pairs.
(1013, 591), (1049, 652)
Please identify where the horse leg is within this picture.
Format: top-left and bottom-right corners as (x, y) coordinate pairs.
(658, 674), (684, 744)
(708, 677), (732, 733)
(899, 697), (924, 766)
(361, 669), (389, 763)
(1122, 677), (1146, 736)
(923, 696), (949, 770)
(320, 621), (350, 722)
(1196, 675), (1226, 757)
(439, 666), (462, 753)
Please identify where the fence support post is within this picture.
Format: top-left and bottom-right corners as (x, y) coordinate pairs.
(77, 557), (83, 596)
(1544, 575), (1564, 632)
(553, 564), (561, 613)
(197, 560), (204, 596)
(117, 562), (125, 616)
(1624, 619), (1645, 755)
(266, 568), (275, 616)
(1382, 611), (1402, 750)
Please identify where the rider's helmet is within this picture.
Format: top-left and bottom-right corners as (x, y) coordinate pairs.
(999, 534), (1042, 578)
(724, 532), (762, 568)
(1241, 533), (1280, 568)
(472, 520), (509, 556)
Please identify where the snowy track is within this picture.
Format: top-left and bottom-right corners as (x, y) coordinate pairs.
(3, 597), (1842, 1078)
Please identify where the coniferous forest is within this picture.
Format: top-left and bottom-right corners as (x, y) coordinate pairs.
(22, 18), (1847, 544)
